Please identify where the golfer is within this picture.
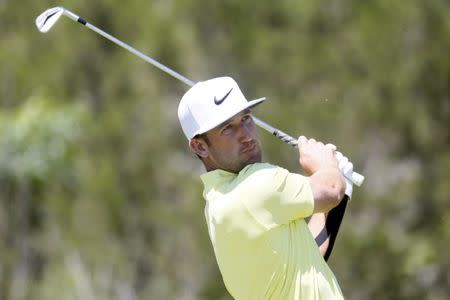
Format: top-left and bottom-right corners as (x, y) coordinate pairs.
(178, 77), (353, 299)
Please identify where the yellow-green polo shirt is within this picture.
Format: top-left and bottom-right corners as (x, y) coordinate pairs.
(201, 163), (344, 300)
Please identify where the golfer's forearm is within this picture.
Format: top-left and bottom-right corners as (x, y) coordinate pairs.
(308, 168), (346, 213)
(308, 213), (330, 256)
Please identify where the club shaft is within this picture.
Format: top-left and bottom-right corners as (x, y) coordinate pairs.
(253, 118), (364, 186)
(62, 10), (195, 87)
(60, 8), (364, 186)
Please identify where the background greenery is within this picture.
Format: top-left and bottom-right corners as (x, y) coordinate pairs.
(1, 0), (449, 299)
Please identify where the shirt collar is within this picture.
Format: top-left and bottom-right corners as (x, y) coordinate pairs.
(200, 164), (258, 193)
(200, 169), (236, 191)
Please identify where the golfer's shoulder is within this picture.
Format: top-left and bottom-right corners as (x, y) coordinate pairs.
(239, 162), (290, 182)
(237, 163), (306, 198)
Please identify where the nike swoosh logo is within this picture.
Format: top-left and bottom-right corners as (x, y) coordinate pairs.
(214, 88), (233, 105)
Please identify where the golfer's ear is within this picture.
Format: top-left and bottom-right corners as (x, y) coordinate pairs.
(190, 138), (209, 158)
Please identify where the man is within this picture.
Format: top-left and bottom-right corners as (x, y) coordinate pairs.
(178, 77), (353, 299)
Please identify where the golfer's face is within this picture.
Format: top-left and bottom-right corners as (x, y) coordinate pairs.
(205, 109), (262, 173)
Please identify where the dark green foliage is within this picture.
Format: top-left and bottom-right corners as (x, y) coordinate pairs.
(0, 0), (449, 299)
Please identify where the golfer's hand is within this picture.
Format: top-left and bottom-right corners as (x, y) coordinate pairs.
(297, 136), (339, 176)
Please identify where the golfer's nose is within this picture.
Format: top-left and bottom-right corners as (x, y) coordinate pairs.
(239, 124), (253, 143)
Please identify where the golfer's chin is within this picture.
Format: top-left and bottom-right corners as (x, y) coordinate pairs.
(247, 150), (262, 164)
(240, 147), (262, 167)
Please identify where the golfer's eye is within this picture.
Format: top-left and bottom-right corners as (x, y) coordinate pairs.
(221, 124), (232, 135)
(242, 115), (251, 124)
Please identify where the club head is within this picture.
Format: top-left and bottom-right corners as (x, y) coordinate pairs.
(36, 7), (65, 33)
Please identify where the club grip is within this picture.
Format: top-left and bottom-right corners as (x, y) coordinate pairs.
(350, 171), (365, 187)
(269, 127), (365, 186)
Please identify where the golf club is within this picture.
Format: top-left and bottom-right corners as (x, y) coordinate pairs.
(35, 6), (365, 186)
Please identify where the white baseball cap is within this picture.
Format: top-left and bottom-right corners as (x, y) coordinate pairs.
(178, 77), (266, 140)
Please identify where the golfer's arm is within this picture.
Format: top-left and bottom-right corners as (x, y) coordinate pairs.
(307, 213), (329, 256)
(308, 167), (345, 213)
(307, 195), (350, 260)
(306, 167), (346, 258)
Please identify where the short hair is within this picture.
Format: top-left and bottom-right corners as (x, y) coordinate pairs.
(194, 133), (210, 146)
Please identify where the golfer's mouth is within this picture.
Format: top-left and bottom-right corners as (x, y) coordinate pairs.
(241, 142), (257, 154)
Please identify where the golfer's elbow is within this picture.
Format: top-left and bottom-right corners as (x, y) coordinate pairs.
(330, 177), (346, 204)
(331, 171), (346, 201)
(323, 180), (345, 210)
(309, 169), (345, 212)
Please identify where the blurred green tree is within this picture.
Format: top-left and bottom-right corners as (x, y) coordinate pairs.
(0, 0), (448, 299)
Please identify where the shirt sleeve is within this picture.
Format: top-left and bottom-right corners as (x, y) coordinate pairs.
(237, 163), (314, 228)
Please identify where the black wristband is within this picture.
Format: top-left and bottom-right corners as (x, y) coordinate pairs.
(323, 195), (349, 261)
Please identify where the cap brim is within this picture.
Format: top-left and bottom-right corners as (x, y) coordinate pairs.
(193, 97), (266, 138)
(247, 97), (266, 108)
